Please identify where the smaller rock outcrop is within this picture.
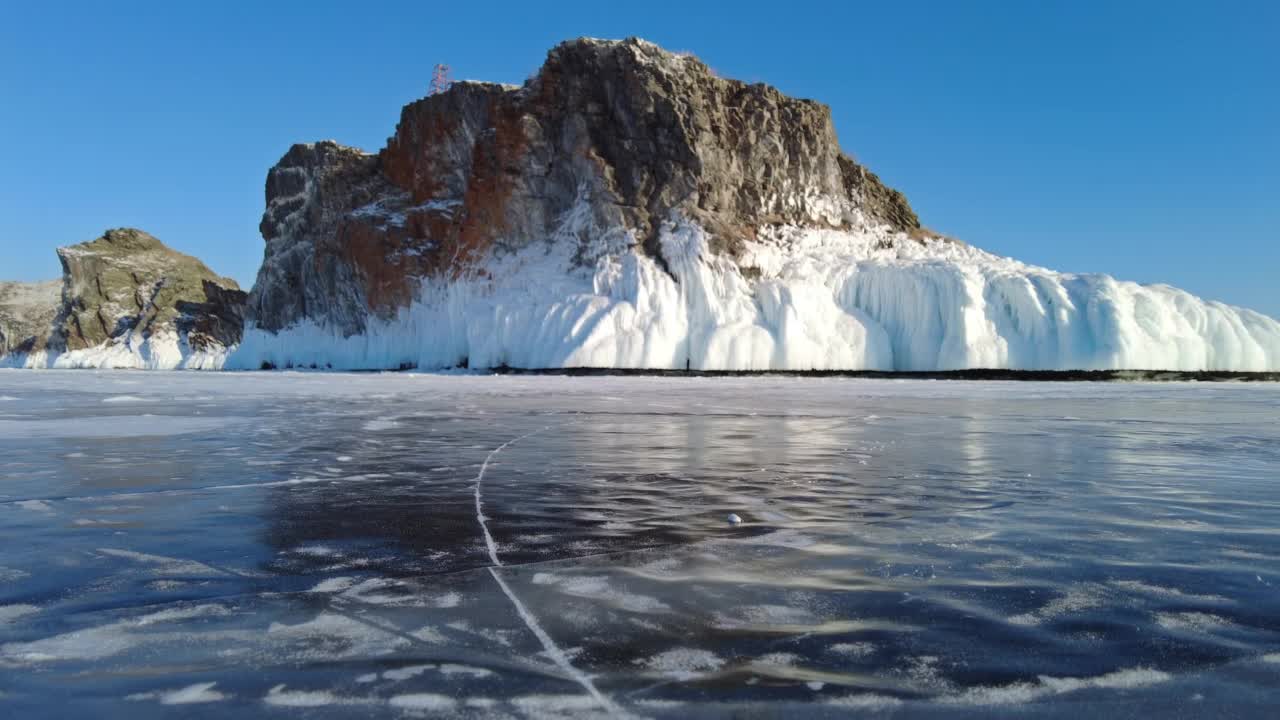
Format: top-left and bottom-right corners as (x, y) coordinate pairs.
(0, 280), (61, 356)
(0, 228), (247, 369)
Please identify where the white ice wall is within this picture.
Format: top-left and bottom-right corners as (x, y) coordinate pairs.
(226, 221), (1280, 372)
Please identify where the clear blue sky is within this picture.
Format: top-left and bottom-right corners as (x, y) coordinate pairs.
(2, 1), (1277, 317)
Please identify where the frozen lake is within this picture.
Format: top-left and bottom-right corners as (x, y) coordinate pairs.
(1, 371), (1278, 718)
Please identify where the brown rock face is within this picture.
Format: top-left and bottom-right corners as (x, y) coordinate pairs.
(248, 37), (920, 335)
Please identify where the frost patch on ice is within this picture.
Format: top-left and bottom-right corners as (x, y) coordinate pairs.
(753, 652), (801, 667)
(714, 603), (817, 629)
(531, 573), (670, 614)
(901, 655), (953, 692)
(510, 694), (608, 716)
(826, 694), (904, 709)
(828, 641), (876, 658)
(634, 557), (683, 576)
(431, 591), (462, 609)
(411, 625), (448, 644)
(1111, 580), (1230, 604)
(290, 544), (342, 558)
(3, 623), (134, 663)
(336, 578), (418, 606)
(266, 612), (410, 659)
(1155, 612), (1237, 632)
(729, 529), (818, 549)
(943, 667), (1171, 706)
(439, 663), (494, 678)
(388, 693), (457, 711)
(96, 548), (228, 576)
(309, 576), (358, 593)
(382, 664), (434, 681)
(75, 518), (129, 527)
(0, 604), (39, 624)
(1008, 584), (1104, 626)
(1, 603), (233, 664)
(129, 682), (228, 705)
(638, 648), (725, 680)
(135, 604), (230, 626)
(264, 684), (370, 707)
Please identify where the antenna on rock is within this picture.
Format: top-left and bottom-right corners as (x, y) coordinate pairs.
(429, 64), (452, 96)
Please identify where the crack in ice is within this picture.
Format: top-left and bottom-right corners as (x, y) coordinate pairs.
(472, 426), (633, 718)
(487, 567), (626, 716)
(473, 427), (547, 568)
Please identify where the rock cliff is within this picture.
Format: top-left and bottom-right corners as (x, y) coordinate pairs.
(0, 229), (246, 369)
(232, 37), (1280, 372)
(246, 37), (918, 337)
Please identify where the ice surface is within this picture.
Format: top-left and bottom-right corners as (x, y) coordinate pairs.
(2, 372), (1279, 717)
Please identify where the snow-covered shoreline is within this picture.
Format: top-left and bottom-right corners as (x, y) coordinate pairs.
(6, 222), (1279, 373)
(227, 222), (1280, 373)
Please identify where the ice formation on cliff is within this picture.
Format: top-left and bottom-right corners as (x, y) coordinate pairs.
(226, 217), (1280, 372)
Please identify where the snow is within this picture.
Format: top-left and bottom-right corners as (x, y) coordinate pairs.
(942, 667), (1171, 706)
(265, 611), (410, 659)
(387, 693), (457, 711)
(229, 219), (1280, 372)
(0, 604), (40, 624)
(0, 328), (232, 371)
(530, 573), (671, 614)
(128, 682), (228, 705)
(381, 664), (434, 681)
(826, 694), (905, 709)
(637, 648), (726, 681)
(351, 193), (463, 228)
(263, 685), (369, 708)
(4, 213), (1279, 371)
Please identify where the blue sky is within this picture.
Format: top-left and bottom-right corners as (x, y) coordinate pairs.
(2, 1), (1277, 317)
